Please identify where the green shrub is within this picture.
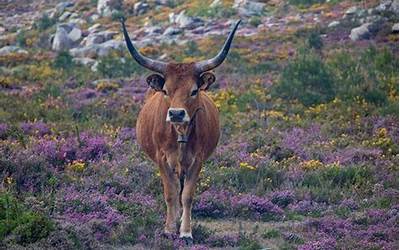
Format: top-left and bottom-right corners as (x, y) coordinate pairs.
(328, 46), (398, 106)
(272, 48), (335, 106)
(16, 30), (27, 47)
(34, 14), (56, 31)
(288, 0), (326, 7)
(249, 16), (262, 27)
(111, 10), (125, 21)
(53, 51), (75, 70)
(307, 31), (323, 50)
(262, 228), (281, 239)
(0, 192), (53, 245)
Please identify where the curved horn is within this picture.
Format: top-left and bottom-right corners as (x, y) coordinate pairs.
(120, 19), (167, 74)
(195, 20), (241, 73)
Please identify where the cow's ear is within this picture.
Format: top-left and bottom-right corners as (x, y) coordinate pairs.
(199, 72), (216, 90)
(146, 74), (165, 91)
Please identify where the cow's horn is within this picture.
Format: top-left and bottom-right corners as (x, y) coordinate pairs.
(195, 20), (241, 73)
(121, 19), (167, 74)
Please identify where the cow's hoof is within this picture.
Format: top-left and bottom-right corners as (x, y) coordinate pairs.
(181, 236), (193, 246)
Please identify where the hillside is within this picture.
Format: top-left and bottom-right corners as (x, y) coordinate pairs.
(0, 0), (398, 249)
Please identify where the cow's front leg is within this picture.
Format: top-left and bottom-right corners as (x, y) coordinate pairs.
(159, 161), (180, 234)
(179, 161), (201, 242)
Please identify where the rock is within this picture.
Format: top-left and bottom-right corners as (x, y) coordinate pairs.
(375, 0), (398, 15)
(70, 46), (98, 58)
(56, 2), (74, 15)
(210, 0), (222, 8)
(163, 27), (182, 36)
(349, 23), (371, 41)
(88, 23), (102, 33)
(70, 39), (124, 58)
(328, 21), (340, 28)
(392, 23), (399, 32)
(89, 14), (100, 23)
(233, 0), (265, 16)
(68, 27), (82, 42)
(69, 18), (87, 25)
(171, 11), (204, 29)
(134, 2), (150, 15)
(83, 31), (117, 46)
(0, 46), (28, 56)
(59, 11), (72, 22)
(345, 6), (359, 15)
(144, 26), (163, 35)
(52, 27), (73, 51)
(97, 0), (123, 17)
(73, 57), (97, 67)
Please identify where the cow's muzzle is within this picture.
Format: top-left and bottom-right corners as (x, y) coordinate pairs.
(166, 108), (190, 124)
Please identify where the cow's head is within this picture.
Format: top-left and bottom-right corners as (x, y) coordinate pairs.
(121, 19), (240, 142)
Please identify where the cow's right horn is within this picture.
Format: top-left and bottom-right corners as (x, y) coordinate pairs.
(195, 20), (241, 73)
(121, 19), (167, 74)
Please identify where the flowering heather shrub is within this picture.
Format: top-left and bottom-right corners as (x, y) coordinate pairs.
(193, 189), (231, 218)
(20, 121), (50, 136)
(298, 237), (336, 250)
(231, 194), (284, 221)
(35, 132), (109, 164)
(0, 123), (8, 139)
(269, 190), (296, 208)
(206, 234), (240, 247)
(288, 200), (326, 215)
(281, 124), (325, 160)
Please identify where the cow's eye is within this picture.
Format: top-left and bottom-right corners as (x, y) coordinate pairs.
(191, 89), (198, 96)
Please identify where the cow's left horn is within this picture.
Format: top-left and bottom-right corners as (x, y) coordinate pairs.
(121, 19), (167, 74)
(195, 20), (241, 73)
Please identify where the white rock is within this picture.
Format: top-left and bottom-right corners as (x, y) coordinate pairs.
(59, 11), (72, 22)
(163, 27), (182, 36)
(210, 0), (222, 8)
(134, 2), (150, 15)
(52, 27), (73, 51)
(328, 21), (340, 28)
(97, 0), (122, 17)
(73, 57), (97, 67)
(68, 27), (82, 42)
(234, 0), (265, 16)
(0, 46), (28, 56)
(349, 23), (371, 41)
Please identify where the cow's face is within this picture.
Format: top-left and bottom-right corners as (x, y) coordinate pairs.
(146, 64), (216, 131)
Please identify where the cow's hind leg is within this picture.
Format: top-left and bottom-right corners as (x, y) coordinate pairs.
(179, 160), (201, 243)
(159, 159), (180, 234)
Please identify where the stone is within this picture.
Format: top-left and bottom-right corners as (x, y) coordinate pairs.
(134, 2), (150, 15)
(210, 0), (222, 8)
(58, 11), (72, 21)
(68, 27), (82, 42)
(73, 57), (97, 67)
(328, 21), (340, 28)
(88, 23), (102, 32)
(52, 26), (73, 51)
(56, 2), (74, 15)
(349, 23), (371, 41)
(83, 31), (117, 46)
(89, 14), (100, 23)
(97, 0), (122, 17)
(0, 46), (28, 56)
(171, 11), (204, 29)
(392, 23), (399, 32)
(70, 46), (98, 58)
(70, 39), (124, 58)
(163, 27), (182, 36)
(345, 6), (359, 15)
(234, 0), (265, 16)
(144, 26), (163, 35)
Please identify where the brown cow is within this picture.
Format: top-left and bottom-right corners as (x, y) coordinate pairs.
(121, 19), (240, 243)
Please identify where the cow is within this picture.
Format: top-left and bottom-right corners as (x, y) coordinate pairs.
(121, 19), (241, 243)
